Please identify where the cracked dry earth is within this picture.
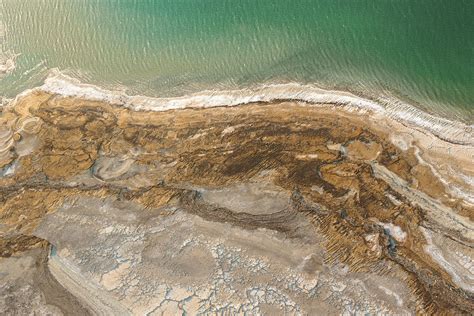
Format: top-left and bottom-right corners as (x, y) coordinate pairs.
(0, 91), (473, 315)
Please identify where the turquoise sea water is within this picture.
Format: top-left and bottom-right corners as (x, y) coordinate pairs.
(1, 0), (473, 122)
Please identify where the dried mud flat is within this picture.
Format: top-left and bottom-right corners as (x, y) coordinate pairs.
(0, 91), (473, 315)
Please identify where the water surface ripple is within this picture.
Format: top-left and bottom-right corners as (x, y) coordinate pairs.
(1, 0), (473, 122)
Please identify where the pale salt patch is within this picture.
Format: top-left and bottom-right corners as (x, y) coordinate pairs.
(327, 143), (342, 152)
(295, 153), (318, 160)
(100, 226), (114, 234)
(331, 282), (346, 292)
(421, 227), (474, 293)
(381, 223), (407, 242)
(385, 193), (402, 206)
(390, 134), (412, 151)
(311, 185), (324, 194)
(378, 285), (403, 306)
(2, 161), (17, 176)
(190, 132), (207, 139)
(221, 124), (244, 136)
(101, 262), (131, 291)
(221, 126), (236, 136)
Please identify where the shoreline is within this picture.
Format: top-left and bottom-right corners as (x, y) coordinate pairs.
(8, 72), (472, 145)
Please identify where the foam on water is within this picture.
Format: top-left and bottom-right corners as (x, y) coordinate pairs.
(0, 51), (18, 76)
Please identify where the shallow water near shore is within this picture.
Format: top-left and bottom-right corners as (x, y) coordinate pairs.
(1, 0), (473, 122)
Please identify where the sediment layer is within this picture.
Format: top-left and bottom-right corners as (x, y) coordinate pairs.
(0, 90), (473, 314)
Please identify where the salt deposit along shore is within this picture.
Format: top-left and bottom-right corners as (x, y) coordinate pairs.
(0, 84), (473, 314)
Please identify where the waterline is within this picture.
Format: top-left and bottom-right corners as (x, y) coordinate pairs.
(18, 72), (472, 146)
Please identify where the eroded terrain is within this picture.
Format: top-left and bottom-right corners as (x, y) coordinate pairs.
(0, 91), (473, 314)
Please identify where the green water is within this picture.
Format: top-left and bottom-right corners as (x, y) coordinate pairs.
(1, 0), (473, 121)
